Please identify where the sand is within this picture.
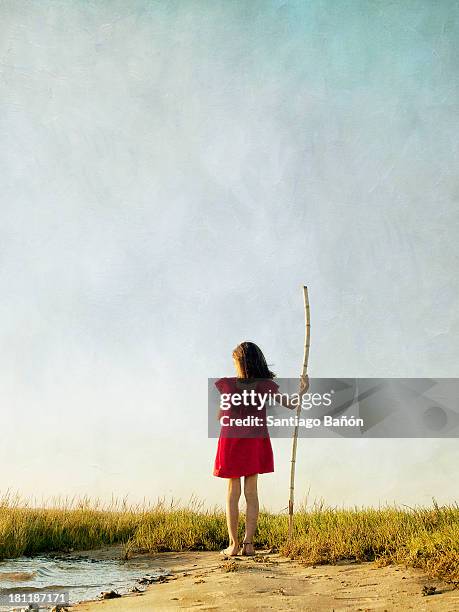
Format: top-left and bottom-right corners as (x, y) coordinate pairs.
(72, 549), (459, 611)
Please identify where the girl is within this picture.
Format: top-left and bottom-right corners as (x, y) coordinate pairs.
(213, 341), (309, 556)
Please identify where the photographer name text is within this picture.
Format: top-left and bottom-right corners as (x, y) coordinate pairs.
(220, 415), (363, 429)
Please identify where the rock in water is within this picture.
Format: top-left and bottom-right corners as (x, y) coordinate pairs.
(100, 590), (122, 599)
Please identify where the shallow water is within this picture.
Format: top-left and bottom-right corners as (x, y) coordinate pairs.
(0, 554), (169, 610)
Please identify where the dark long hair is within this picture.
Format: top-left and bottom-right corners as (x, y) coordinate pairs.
(232, 342), (275, 380)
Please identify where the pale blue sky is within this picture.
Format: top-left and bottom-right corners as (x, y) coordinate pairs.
(1, 1), (458, 509)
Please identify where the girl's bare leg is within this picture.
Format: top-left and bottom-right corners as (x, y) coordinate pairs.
(223, 477), (241, 555)
(242, 474), (259, 554)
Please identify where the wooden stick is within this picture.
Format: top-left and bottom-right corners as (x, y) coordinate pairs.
(288, 285), (310, 540)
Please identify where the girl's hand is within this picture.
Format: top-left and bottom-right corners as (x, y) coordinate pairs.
(299, 374), (309, 396)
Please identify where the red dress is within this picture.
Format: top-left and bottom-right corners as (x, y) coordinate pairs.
(213, 377), (279, 478)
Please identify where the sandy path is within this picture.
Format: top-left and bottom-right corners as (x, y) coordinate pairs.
(72, 549), (459, 611)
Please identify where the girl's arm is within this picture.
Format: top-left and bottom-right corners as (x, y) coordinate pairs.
(275, 375), (309, 410)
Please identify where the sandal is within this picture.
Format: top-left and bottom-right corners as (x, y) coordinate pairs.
(240, 541), (255, 556)
(220, 546), (239, 557)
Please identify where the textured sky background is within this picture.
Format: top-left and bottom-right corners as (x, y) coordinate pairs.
(1, 1), (458, 509)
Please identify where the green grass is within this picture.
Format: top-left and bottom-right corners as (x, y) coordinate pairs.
(1, 493), (458, 585)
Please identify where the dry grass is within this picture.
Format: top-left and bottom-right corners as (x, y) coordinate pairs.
(219, 560), (239, 572)
(282, 501), (459, 585)
(0, 493), (458, 585)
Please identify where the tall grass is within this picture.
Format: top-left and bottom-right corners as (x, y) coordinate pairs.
(282, 501), (459, 584)
(0, 492), (141, 558)
(0, 493), (458, 585)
